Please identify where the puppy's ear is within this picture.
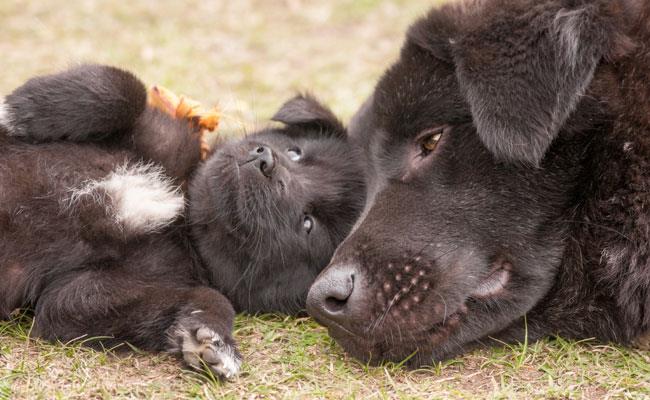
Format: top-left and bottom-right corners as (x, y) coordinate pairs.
(271, 94), (346, 137)
(452, 1), (632, 165)
(407, 3), (461, 64)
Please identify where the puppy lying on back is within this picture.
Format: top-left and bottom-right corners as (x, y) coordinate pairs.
(0, 65), (366, 378)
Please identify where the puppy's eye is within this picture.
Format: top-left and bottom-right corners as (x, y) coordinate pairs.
(303, 215), (314, 233)
(418, 127), (446, 156)
(287, 147), (302, 161)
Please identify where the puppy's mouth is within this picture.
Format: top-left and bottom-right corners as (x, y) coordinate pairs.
(216, 153), (289, 237)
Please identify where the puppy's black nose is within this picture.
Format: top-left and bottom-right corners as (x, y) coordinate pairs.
(307, 264), (361, 327)
(250, 145), (275, 177)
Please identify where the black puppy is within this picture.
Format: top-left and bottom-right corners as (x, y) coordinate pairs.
(0, 65), (365, 378)
(307, 0), (649, 366)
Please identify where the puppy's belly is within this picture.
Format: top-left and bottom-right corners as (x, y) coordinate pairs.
(0, 143), (184, 312)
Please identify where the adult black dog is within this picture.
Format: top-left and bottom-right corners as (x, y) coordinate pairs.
(307, 0), (649, 366)
(0, 65), (365, 378)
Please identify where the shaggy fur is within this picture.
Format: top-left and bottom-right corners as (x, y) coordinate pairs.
(307, 0), (649, 366)
(0, 65), (366, 377)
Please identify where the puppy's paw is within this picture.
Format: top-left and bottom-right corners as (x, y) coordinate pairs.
(170, 324), (241, 380)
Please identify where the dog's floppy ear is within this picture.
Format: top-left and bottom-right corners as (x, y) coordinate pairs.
(271, 94), (346, 137)
(451, 1), (631, 165)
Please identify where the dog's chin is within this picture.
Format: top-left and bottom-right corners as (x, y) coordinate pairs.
(326, 327), (438, 367)
(324, 309), (467, 367)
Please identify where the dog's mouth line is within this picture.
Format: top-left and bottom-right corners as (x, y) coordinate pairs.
(312, 315), (359, 339)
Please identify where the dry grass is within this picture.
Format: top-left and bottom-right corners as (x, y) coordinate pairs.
(1, 0), (649, 398)
(2, 313), (649, 399)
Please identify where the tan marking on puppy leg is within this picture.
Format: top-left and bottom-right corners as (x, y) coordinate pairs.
(148, 85), (220, 160)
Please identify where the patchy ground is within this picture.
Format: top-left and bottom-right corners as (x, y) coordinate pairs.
(1, 0), (649, 398)
(2, 314), (649, 399)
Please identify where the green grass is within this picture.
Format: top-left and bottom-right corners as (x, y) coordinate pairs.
(2, 313), (649, 399)
(1, 0), (649, 398)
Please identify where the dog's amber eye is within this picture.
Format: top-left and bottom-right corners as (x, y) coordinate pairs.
(418, 128), (444, 155)
(423, 133), (442, 151)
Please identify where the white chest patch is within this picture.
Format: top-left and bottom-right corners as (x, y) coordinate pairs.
(70, 163), (185, 234)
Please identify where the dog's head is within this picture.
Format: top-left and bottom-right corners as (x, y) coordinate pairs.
(189, 95), (366, 314)
(307, 0), (637, 364)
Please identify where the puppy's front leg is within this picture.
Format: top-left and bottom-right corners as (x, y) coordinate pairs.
(33, 271), (241, 379)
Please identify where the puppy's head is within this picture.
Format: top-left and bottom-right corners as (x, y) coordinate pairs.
(307, 0), (636, 365)
(189, 95), (366, 314)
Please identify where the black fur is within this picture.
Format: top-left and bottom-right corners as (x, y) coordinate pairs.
(190, 95), (366, 313)
(307, 0), (649, 367)
(0, 65), (366, 376)
(4, 65), (147, 142)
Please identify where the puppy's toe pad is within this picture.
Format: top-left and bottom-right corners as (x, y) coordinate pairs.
(177, 326), (241, 379)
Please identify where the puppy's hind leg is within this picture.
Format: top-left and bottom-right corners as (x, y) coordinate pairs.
(33, 270), (241, 379)
(130, 85), (222, 181)
(1, 64), (147, 142)
(130, 107), (204, 182)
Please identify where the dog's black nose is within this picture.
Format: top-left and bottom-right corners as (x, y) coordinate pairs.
(307, 263), (360, 326)
(250, 145), (275, 177)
